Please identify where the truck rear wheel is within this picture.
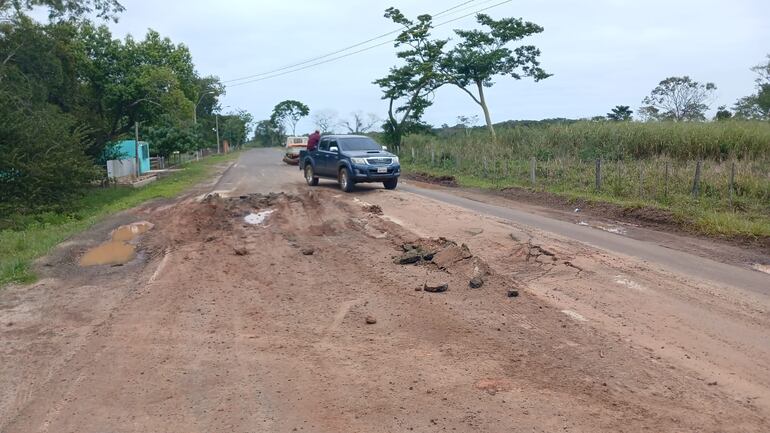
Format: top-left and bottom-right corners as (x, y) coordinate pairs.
(304, 164), (319, 186)
(383, 178), (398, 190)
(339, 167), (355, 192)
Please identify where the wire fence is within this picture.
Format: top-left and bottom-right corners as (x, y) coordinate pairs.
(401, 144), (770, 210)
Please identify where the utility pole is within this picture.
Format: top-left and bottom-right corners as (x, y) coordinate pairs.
(215, 113), (221, 154)
(134, 121), (140, 177)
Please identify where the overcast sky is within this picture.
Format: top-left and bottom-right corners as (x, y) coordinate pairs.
(70, 0), (770, 132)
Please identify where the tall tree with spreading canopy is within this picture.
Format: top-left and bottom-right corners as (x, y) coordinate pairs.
(441, 13), (550, 139)
(0, 0), (124, 21)
(607, 105), (633, 121)
(733, 55), (770, 120)
(270, 100), (309, 136)
(374, 7), (446, 148)
(639, 76), (716, 121)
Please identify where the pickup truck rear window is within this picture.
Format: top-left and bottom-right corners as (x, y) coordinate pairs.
(339, 137), (382, 151)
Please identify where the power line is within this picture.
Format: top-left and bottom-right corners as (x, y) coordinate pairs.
(225, 0), (511, 89)
(222, 0), (498, 84)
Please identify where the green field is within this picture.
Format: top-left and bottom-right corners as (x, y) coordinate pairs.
(0, 153), (238, 287)
(400, 121), (770, 239)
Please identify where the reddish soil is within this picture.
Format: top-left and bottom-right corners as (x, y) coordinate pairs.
(403, 172), (459, 187)
(1, 186), (769, 432)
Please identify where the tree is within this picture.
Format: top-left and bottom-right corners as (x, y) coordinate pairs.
(0, 13), (238, 214)
(374, 7), (446, 148)
(342, 111), (379, 134)
(733, 55), (770, 120)
(253, 119), (283, 147)
(270, 100), (309, 136)
(219, 109), (254, 147)
(714, 105), (733, 121)
(0, 0), (124, 21)
(607, 105), (633, 121)
(639, 76), (716, 121)
(311, 109), (338, 134)
(456, 114), (479, 135)
(441, 13), (550, 138)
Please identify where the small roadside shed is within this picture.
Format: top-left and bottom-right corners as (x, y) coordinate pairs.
(114, 140), (150, 174)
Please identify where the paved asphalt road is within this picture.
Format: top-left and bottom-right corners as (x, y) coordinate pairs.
(220, 148), (769, 295)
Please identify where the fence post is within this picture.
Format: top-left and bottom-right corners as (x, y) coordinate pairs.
(504, 159), (509, 178)
(431, 146), (435, 166)
(595, 158), (602, 191)
(411, 147), (415, 162)
(729, 161), (736, 206)
(664, 161), (670, 198)
(530, 157), (536, 185)
(638, 164), (644, 198)
(691, 159), (702, 198)
(483, 156), (489, 178)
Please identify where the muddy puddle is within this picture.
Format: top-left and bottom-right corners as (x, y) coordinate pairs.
(80, 221), (154, 266)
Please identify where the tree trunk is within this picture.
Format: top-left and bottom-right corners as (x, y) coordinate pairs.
(476, 81), (495, 140)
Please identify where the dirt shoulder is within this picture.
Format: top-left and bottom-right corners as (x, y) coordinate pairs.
(1, 181), (768, 432)
(403, 172), (770, 267)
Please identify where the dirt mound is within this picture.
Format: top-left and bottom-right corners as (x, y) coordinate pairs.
(405, 172), (459, 187)
(620, 205), (677, 225)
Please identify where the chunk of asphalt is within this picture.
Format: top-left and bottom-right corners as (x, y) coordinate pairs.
(424, 283), (448, 293)
(507, 289), (519, 298)
(396, 250), (422, 265)
(301, 248), (315, 256)
(469, 276), (484, 289)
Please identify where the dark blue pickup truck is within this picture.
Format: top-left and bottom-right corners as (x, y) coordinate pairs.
(298, 135), (400, 192)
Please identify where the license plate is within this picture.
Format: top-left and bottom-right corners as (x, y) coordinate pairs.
(377, 167), (388, 173)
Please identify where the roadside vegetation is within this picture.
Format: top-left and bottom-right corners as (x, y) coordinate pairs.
(1, 0), (253, 218)
(400, 120), (770, 239)
(0, 153), (237, 287)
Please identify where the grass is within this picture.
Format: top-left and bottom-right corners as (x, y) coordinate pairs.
(408, 120), (770, 161)
(0, 153), (238, 287)
(399, 121), (770, 239)
(403, 161), (770, 240)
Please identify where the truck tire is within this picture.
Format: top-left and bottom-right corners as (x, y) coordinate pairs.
(339, 167), (355, 193)
(383, 178), (398, 190)
(304, 164), (319, 186)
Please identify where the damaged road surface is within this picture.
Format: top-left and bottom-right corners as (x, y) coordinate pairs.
(1, 148), (769, 432)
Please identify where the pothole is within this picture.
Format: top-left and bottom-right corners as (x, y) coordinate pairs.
(79, 221), (154, 266)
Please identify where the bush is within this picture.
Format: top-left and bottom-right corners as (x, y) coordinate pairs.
(0, 97), (100, 217)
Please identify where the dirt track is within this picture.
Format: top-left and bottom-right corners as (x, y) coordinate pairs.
(1, 149), (769, 432)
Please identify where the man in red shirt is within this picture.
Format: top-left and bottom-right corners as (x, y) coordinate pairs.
(307, 130), (321, 151)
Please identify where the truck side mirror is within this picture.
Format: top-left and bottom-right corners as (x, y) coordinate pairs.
(330, 146), (338, 153)
(382, 146), (388, 151)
